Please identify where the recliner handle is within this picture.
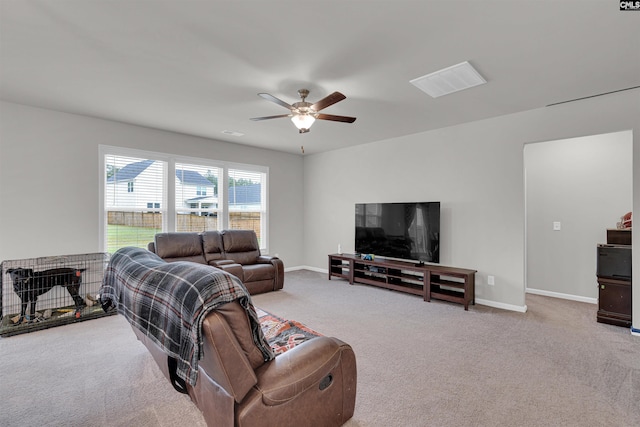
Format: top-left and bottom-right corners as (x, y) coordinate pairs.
(319, 373), (333, 391)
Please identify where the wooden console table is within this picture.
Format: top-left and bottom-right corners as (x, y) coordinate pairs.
(328, 254), (476, 310)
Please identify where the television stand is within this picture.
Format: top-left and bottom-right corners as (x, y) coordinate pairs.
(328, 254), (476, 310)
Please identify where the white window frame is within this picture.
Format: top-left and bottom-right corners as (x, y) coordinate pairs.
(99, 145), (269, 253)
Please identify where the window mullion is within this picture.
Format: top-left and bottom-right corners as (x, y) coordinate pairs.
(220, 167), (228, 229)
(167, 161), (176, 231)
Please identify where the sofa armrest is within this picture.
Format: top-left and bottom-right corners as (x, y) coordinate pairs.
(256, 256), (284, 290)
(256, 255), (278, 264)
(255, 337), (347, 406)
(217, 263), (244, 281)
(211, 259), (236, 267)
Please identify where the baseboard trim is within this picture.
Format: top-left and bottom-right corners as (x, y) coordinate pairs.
(526, 287), (597, 304)
(475, 298), (528, 313)
(284, 265), (324, 273)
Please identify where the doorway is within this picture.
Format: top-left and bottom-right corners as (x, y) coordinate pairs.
(524, 130), (632, 301)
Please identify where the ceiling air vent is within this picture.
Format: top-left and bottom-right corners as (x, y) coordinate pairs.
(410, 61), (486, 98)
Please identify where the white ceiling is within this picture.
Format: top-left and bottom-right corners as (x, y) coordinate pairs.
(1, 0), (639, 155)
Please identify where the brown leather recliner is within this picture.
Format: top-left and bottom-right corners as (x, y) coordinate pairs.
(210, 230), (283, 295)
(132, 300), (357, 426)
(148, 230), (284, 295)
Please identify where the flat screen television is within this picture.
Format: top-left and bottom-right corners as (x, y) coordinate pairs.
(355, 202), (440, 263)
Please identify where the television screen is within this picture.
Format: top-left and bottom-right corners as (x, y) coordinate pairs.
(355, 202), (440, 263)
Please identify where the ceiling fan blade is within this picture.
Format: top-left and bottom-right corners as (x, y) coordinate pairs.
(311, 91), (346, 112)
(316, 113), (356, 123)
(258, 93), (295, 110)
(250, 114), (291, 121)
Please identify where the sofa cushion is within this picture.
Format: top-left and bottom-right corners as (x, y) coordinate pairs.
(154, 232), (206, 264)
(201, 231), (225, 264)
(221, 230), (260, 264)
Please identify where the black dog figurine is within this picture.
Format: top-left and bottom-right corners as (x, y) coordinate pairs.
(6, 267), (87, 323)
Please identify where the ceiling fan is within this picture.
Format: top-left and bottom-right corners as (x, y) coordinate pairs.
(250, 89), (356, 133)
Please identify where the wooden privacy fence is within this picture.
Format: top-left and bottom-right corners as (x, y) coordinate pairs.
(108, 211), (162, 228)
(107, 211), (261, 240)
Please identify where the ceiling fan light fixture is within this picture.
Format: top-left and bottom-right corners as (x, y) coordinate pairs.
(291, 113), (316, 131)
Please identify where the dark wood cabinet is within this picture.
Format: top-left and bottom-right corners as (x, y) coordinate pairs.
(607, 228), (631, 245)
(597, 277), (632, 327)
(328, 254), (476, 310)
(425, 266), (476, 310)
(596, 228), (632, 327)
(328, 254), (353, 283)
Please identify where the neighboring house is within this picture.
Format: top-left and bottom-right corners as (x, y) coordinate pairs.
(106, 159), (162, 210)
(106, 160), (217, 212)
(187, 183), (262, 215)
(177, 169), (217, 213)
(184, 195), (217, 214)
(228, 183), (261, 211)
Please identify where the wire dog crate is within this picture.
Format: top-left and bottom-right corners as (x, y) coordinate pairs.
(1, 252), (112, 337)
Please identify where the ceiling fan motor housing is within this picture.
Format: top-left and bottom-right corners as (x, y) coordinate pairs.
(293, 101), (315, 116)
(298, 89), (310, 100)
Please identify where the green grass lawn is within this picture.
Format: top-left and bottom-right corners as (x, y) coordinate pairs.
(107, 225), (161, 254)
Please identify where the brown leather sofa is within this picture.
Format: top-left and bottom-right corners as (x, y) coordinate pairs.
(148, 230), (284, 295)
(133, 300), (357, 426)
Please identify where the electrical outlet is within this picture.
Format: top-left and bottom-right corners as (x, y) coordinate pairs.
(553, 221), (561, 231)
(487, 275), (495, 286)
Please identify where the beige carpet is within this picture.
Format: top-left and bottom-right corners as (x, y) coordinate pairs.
(0, 270), (638, 426)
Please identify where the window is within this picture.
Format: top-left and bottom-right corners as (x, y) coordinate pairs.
(146, 202), (160, 213)
(101, 147), (268, 253)
(104, 154), (165, 254)
(176, 163), (220, 232)
(228, 168), (266, 246)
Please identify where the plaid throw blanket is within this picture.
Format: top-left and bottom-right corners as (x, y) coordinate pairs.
(99, 247), (274, 386)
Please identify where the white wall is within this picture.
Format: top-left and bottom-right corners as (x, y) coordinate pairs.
(303, 88), (639, 314)
(0, 101), (304, 266)
(2, 89), (639, 330)
(525, 131), (632, 301)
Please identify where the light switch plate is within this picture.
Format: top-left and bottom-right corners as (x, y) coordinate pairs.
(553, 221), (561, 231)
